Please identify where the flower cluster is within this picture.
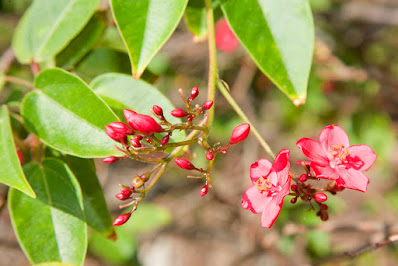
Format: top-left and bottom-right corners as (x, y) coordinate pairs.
(242, 125), (376, 228)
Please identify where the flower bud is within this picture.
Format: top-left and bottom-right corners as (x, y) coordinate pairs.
(152, 105), (163, 117)
(321, 204), (328, 211)
(161, 135), (170, 146)
(206, 151), (214, 161)
(175, 158), (197, 170)
(221, 149), (227, 154)
(105, 125), (121, 142)
(229, 123), (250, 144)
(135, 135), (143, 141)
(130, 138), (142, 148)
(132, 176), (144, 188)
(123, 109), (162, 134)
(110, 122), (131, 134)
(16, 149), (24, 164)
(202, 100), (213, 110)
(200, 184), (208, 197)
(113, 213), (131, 226)
(191, 86), (199, 100)
(299, 174), (307, 182)
(171, 109), (189, 118)
(121, 189), (132, 196)
(290, 197), (297, 204)
(314, 192), (328, 203)
(187, 115), (193, 122)
(115, 193), (130, 200)
(320, 212), (329, 221)
(291, 184), (298, 192)
(103, 156), (120, 163)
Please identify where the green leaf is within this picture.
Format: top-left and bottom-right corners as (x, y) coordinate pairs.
(0, 106), (35, 197)
(8, 159), (87, 265)
(221, 0), (314, 103)
(90, 73), (186, 142)
(110, 0), (189, 78)
(21, 68), (120, 158)
(0, 72), (5, 93)
(60, 155), (114, 236)
(184, 1), (207, 40)
(56, 13), (106, 69)
(306, 231), (330, 257)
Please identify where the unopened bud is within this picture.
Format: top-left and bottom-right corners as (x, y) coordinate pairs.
(130, 138), (142, 148)
(105, 125), (121, 142)
(175, 158), (197, 170)
(123, 109), (162, 134)
(321, 204), (328, 211)
(314, 192), (328, 203)
(152, 105), (163, 117)
(121, 189), (132, 196)
(203, 100), (213, 110)
(110, 122), (131, 134)
(320, 212), (329, 221)
(290, 197), (297, 204)
(291, 184), (298, 192)
(221, 149), (227, 154)
(229, 123), (250, 144)
(16, 149), (24, 164)
(206, 151), (214, 161)
(191, 86), (199, 100)
(115, 193), (130, 200)
(171, 109), (189, 118)
(187, 115), (193, 122)
(299, 174), (307, 182)
(132, 176), (144, 188)
(135, 135), (143, 141)
(113, 213), (131, 226)
(161, 135), (170, 145)
(103, 156), (120, 163)
(200, 184), (208, 197)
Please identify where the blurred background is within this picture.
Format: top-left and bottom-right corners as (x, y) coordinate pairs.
(1, 0), (398, 265)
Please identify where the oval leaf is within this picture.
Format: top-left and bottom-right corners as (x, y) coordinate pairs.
(0, 106), (35, 197)
(12, 0), (100, 63)
(184, 1), (207, 40)
(21, 68), (120, 158)
(110, 0), (189, 78)
(221, 0), (314, 103)
(8, 159), (87, 265)
(90, 73), (186, 142)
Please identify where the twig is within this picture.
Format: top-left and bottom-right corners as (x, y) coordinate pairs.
(0, 47), (15, 73)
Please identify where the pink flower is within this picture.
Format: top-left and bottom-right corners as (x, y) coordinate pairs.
(215, 18), (239, 52)
(241, 149), (291, 228)
(296, 125), (377, 192)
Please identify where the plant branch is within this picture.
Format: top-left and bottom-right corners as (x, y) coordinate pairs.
(4, 76), (34, 89)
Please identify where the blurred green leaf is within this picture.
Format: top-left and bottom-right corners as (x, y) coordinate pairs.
(8, 159), (87, 265)
(296, 208), (321, 227)
(221, 0), (314, 103)
(110, 0), (189, 77)
(0, 105), (35, 197)
(277, 236), (295, 256)
(21, 68), (120, 158)
(12, 0), (100, 63)
(98, 27), (128, 53)
(184, 1), (207, 40)
(0, 73), (5, 93)
(306, 231), (330, 257)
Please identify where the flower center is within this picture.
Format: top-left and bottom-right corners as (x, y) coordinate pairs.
(329, 144), (349, 165)
(255, 175), (281, 197)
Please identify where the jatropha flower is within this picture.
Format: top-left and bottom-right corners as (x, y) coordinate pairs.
(296, 125), (377, 192)
(241, 149), (291, 228)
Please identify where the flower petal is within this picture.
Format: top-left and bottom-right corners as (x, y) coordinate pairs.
(271, 149), (291, 186)
(319, 125), (350, 153)
(310, 163), (339, 180)
(260, 198), (283, 228)
(241, 186), (271, 214)
(296, 138), (329, 166)
(336, 168), (369, 192)
(250, 158), (272, 184)
(347, 145), (377, 171)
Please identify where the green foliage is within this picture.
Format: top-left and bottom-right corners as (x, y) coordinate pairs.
(306, 231), (331, 257)
(184, 0), (207, 40)
(8, 159), (87, 265)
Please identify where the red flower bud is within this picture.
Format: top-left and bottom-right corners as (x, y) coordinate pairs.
(113, 213), (131, 226)
(299, 174), (307, 182)
(191, 86), (199, 100)
(290, 197), (297, 204)
(187, 115), (193, 122)
(221, 149), (227, 154)
(152, 105), (163, 117)
(124, 109), (162, 134)
(110, 122), (131, 134)
(206, 151), (214, 161)
(130, 138), (142, 148)
(115, 193), (130, 200)
(121, 189), (132, 196)
(105, 125), (120, 142)
(314, 192), (328, 203)
(16, 149), (24, 164)
(203, 100), (213, 110)
(135, 135), (143, 141)
(175, 158), (197, 170)
(161, 135), (170, 146)
(200, 184), (208, 197)
(103, 156), (120, 163)
(321, 204), (328, 211)
(291, 184), (298, 192)
(229, 123), (250, 144)
(171, 109), (189, 118)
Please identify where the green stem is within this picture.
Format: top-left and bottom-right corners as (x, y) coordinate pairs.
(4, 76), (34, 89)
(216, 78), (275, 159)
(205, 0), (217, 128)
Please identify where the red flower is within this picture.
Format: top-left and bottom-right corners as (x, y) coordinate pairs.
(215, 18), (239, 52)
(241, 149), (291, 228)
(296, 125), (377, 192)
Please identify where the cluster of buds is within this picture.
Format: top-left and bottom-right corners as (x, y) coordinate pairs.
(103, 86), (250, 226)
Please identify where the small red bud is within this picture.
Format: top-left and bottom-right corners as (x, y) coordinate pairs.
(16, 149), (24, 164)
(135, 135), (143, 141)
(175, 158), (197, 170)
(130, 138), (142, 148)
(110, 122), (131, 134)
(152, 105), (163, 117)
(314, 192), (328, 203)
(299, 174), (307, 182)
(123, 109), (162, 134)
(191, 86), (199, 100)
(200, 184), (208, 197)
(320, 212), (329, 221)
(206, 151), (214, 160)
(291, 184), (298, 192)
(145, 137), (151, 143)
(121, 189), (132, 196)
(115, 193), (130, 200)
(290, 197), (297, 204)
(113, 213), (131, 226)
(103, 156), (120, 163)
(202, 100), (213, 110)
(221, 149), (227, 154)
(170, 109), (189, 118)
(187, 115), (193, 122)
(132, 176), (144, 188)
(321, 204), (328, 211)
(229, 123), (250, 144)
(161, 135), (170, 145)
(105, 125), (121, 142)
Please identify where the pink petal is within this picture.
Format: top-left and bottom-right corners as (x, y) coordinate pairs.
(310, 163), (339, 180)
(271, 149), (291, 186)
(250, 158), (272, 184)
(319, 125), (350, 153)
(260, 198), (283, 228)
(347, 145), (377, 171)
(336, 168), (369, 192)
(296, 138), (329, 166)
(241, 186), (271, 214)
